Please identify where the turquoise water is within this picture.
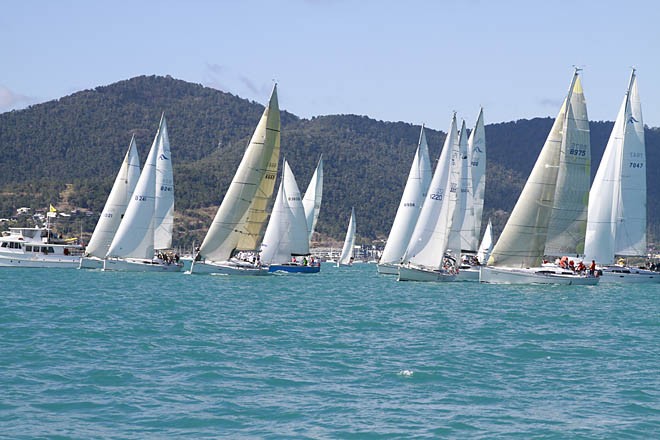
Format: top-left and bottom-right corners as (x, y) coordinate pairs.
(1, 263), (658, 438)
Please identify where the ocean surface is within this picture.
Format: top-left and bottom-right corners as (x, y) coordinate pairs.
(1, 263), (658, 438)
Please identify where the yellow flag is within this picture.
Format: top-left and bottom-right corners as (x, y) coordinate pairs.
(49, 204), (57, 212)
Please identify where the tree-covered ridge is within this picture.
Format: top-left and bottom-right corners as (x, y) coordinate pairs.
(1, 75), (659, 247)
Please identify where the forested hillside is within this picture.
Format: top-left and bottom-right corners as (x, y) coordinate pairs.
(1, 75), (659, 247)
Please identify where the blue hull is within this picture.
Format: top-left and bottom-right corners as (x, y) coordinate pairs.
(268, 264), (321, 274)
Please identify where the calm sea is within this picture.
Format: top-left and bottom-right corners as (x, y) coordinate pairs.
(1, 263), (658, 438)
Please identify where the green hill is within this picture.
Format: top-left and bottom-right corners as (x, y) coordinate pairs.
(1, 75), (659, 247)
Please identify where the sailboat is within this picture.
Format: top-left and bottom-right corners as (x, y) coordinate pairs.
(261, 160), (319, 273)
(190, 85), (280, 275)
(583, 69), (657, 283)
(302, 155), (323, 242)
(454, 109), (487, 281)
(398, 114), (460, 282)
(337, 207), (356, 266)
(480, 69), (598, 285)
(377, 125), (432, 275)
(79, 135), (141, 269)
(104, 114), (182, 271)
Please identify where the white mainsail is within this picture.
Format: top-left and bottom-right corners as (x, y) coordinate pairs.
(260, 161), (310, 264)
(153, 114), (175, 250)
(448, 119), (470, 255)
(107, 120), (163, 259)
(488, 70), (590, 268)
(302, 155), (323, 242)
(466, 108), (486, 252)
(198, 85), (281, 262)
(86, 135), (141, 257)
(337, 207), (356, 266)
(379, 125), (432, 267)
(584, 69), (646, 263)
(402, 114), (459, 270)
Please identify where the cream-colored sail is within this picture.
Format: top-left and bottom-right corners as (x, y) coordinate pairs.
(488, 71), (585, 268)
(198, 85), (280, 262)
(86, 136), (140, 257)
(544, 76), (591, 257)
(585, 70), (646, 262)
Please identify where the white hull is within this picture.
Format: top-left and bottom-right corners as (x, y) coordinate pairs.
(0, 253), (80, 268)
(190, 260), (268, 275)
(79, 256), (105, 270)
(480, 266), (599, 285)
(599, 266), (660, 283)
(398, 265), (456, 282)
(455, 266), (480, 281)
(102, 258), (183, 272)
(376, 263), (399, 275)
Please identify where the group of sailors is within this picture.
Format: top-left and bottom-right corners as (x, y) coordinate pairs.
(156, 251), (180, 265)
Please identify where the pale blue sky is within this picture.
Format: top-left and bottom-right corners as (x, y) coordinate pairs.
(2, 0), (659, 129)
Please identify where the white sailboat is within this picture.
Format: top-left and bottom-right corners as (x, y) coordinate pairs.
(79, 135), (141, 269)
(190, 85), (280, 275)
(480, 69), (598, 285)
(454, 108), (487, 281)
(377, 125), (432, 275)
(261, 160), (319, 273)
(337, 207), (356, 267)
(583, 69), (657, 283)
(105, 114), (182, 271)
(302, 155), (323, 242)
(398, 114), (460, 282)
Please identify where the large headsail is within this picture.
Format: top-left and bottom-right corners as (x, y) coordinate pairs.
(86, 135), (140, 257)
(153, 114), (175, 250)
(302, 155), (324, 242)
(379, 125), (432, 266)
(488, 70), (580, 268)
(544, 74), (591, 257)
(198, 85), (281, 262)
(468, 108), (486, 252)
(448, 119), (471, 255)
(107, 121), (161, 259)
(585, 69), (645, 262)
(338, 208), (356, 266)
(402, 114), (459, 269)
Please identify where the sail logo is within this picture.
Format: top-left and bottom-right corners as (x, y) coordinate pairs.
(628, 116), (638, 124)
(158, 154), (170, 161)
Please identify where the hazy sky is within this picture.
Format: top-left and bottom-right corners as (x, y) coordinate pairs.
(2, 0), (659, 130)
